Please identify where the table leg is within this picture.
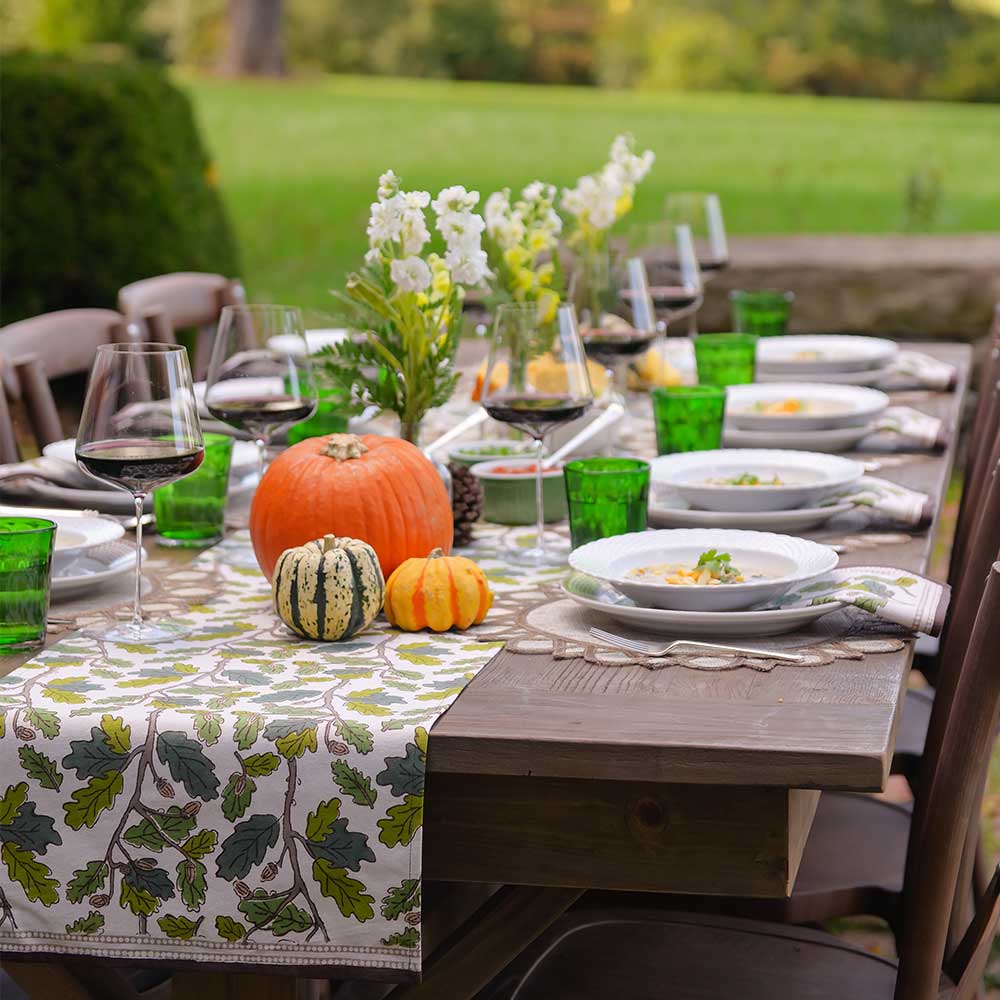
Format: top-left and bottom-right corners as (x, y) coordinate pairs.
(170, 971), (305, 999)
(388, 884), (582, 1000)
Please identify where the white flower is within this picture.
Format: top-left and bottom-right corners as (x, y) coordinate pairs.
(561, 170), (621, 231)
(399, 207), (430, 255)
(438, 209), (486, 248)
(390, 256), (432, 293)
(608, 133), (655, 185)
(364, 247), (382, 266)
(401, 189), (430, 210)
(445, 246), (490, 286)
(367, 195), (404, 247)
(432, 185), (480, 217)
(377, 170), (401, 201)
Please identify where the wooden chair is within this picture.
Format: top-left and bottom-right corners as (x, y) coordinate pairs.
(0, 354), (65, 457)
(117, 272), (246, 380)
(479, 564), (1000, 1000)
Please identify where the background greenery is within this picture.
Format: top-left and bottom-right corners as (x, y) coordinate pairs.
(181, 73), (1000, 312)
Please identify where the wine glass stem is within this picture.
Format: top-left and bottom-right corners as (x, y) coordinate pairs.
(533, 438), (546, 557)
(132, 494), (145, 629)
(255, 438), (267, 481)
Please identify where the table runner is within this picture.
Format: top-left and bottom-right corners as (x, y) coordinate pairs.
(0, 533), (505, 978)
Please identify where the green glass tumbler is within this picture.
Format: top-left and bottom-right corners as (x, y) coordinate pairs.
(154, 432), (233, 547)
(287, 383), (350, 444)
(0, 516), (56, 652)
(651, 385), (727, 454)
(693, 333), (758, 387)
(564, 458), (650, 550)
(730, 290), (794, 337)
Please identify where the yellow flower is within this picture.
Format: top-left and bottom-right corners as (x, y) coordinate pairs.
(537, 262), (555, 286)
(528, 229), (551, 254)
(431, 268), (451, 299)
(537, 289), (559, 324)
(514, 267), (536, 293)
(615, 191), (634, 219)
(415, 292), (430, 307)
(503, 245), (529, 270)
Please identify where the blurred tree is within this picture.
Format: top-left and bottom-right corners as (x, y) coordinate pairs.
(930, 23), (1000, 100)
(222, 0), (285, 75)
(30, 0), (165, 59)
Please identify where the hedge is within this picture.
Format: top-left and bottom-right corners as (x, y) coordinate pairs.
(1, 53), (240, 324)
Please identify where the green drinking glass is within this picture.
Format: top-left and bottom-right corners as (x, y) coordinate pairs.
(0, 516), (56, 652)
(730, 290), (794, 337)
(287, 382), (350, 444)
(154, 433), (233, 547)
(564, 458), (650, 550)
(651, 385), (727, 454)
(693, 333), (758, 387)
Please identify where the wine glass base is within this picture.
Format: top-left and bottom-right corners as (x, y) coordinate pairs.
(507, 531), (570, 567)
(87, 620), (190, 644)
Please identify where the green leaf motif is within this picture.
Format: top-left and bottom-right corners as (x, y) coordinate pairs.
(381, 879), (421, 920)
(382, 927), (419, 948)
(376, 742), (425, 797)
(66, 911), (105, 935)
(99, 714), (132, 754)
(274, 727), (318, 759)
(0, 782), (27, 825)
(234, 713), (264, 750)
(216, 914), (246, 942)
(124, 861), (175, 901)
(243, 752), (281, 777)
(2, 841), (58, 905)
(120, 879), (158, 917)
(216, 814), (280, 881)
(222, 772), (256, 822)
(0, 801), (62, 855)
(156, 731), (221, 801)
(271, 902), (313, 937)
(335, 718), (373, 755)
(158, 914), (203, 940)
(125, 807), (197, 852)
(64, 769), (124, 830)
(176, 859), (208, 910)
(377, 794), (423, 849)
(311, 858), (374, 922)
(18, 745), (63, 790)
(305, 820), (375, 872)
(331, 761), (377, 807)
(62, 727), (128, 780)
(194, 713), (222, 746)
(181, 829), (217, 860)
(67, 860), (108, 903)
(25, 707), (60, 738)
(305, 798), (340, 842)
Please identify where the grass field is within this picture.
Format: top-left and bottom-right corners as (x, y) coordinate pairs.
(181, 73), (1000, 311)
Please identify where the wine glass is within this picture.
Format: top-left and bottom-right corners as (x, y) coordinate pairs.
(482, 303), (594, 565)
(205, 305), (317, 481)
(628, 222), (704, 334)
(76, 343), (204, 643)
(663, 192), (729, 273)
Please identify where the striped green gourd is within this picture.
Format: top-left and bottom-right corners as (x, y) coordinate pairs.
(273, 534), (385, 641)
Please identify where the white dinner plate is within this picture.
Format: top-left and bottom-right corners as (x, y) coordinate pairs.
(647, 496), (854, 531)
(725, 383), (889, 431)
(562, 574), (841, 638)
(648, 450), (864, 513)
(756, 335), (898, 375)
(756, 365), (895, 387)
(723, 422), (876, 453)
(568, 529), (839, 612)
(51, 540), (137, 601)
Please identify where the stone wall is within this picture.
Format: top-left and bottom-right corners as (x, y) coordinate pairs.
(696, 234), (1000, 342)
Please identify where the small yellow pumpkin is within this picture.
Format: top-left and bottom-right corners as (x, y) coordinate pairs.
(384, 549), (493, 632)
(273, 534), (384, 641)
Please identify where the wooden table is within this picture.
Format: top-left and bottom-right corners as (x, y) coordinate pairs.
(1, 342), (971, 1000)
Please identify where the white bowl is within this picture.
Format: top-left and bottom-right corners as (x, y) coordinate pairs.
(50, 515), (125, 572)
(568, 528), (839, 612)
(649, 449), (864, 513)
(726, 383), (889, 431)
(756, 335), (898, 375)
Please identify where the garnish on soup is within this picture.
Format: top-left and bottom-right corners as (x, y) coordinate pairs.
(750, 398), (804, 415)
(627, 548), (746, 586)
(709, 472), (783, 486)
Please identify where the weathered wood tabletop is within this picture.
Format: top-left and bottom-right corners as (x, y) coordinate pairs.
(1, 342), (972, 1000)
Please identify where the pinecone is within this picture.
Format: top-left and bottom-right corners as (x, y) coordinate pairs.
(449, 462), (484, 547)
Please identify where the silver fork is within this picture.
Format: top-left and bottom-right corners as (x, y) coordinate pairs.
(589, 626), (806, 663)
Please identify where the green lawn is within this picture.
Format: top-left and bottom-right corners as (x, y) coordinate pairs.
(181, 73), (1000, 312)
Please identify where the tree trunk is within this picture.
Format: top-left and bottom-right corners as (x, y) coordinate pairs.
(222, 0), (285, 76)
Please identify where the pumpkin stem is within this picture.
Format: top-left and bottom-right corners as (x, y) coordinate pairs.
(322, 434), (368, 461)
(322, 535), (341, 554)
(428, 548), (445, 559)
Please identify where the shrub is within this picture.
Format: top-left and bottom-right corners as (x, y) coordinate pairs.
(0, 53), (239, 324)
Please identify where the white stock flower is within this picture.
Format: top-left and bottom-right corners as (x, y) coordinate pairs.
(445, 246), (490, 286)
(438, 209), (486, 248)
(608, 133), (655, 185)
(367, 196), (404, 247)
(364, 247), (382, 266)
(377, 170), (401, 201)
(432, 185), (480, 217)
(561, 171), (621, 231)
(399, 207), (431, 255)
(390, 255), (432, 293)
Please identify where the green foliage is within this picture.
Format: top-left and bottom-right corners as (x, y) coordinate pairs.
(0, 53), (239, 324)
(34, 0), (162, 58)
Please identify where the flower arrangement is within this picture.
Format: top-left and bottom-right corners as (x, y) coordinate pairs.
(320, 171), (489, 443)
(484, 181), (563, 322)
(561, 133), (656, 255)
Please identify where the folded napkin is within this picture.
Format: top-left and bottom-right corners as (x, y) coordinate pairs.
(821, 476), (933, 528)
(774, 566), (950, 636)
(868, 405), (948, 450)
(878, 351), (958, 392)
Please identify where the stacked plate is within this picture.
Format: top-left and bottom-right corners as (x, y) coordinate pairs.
(565, 527), (841, 637)
(755, 335), (899, 386)
(723, 382), (890, 452)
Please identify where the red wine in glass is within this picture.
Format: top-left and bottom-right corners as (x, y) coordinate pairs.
(206, 395), (316, 440)
(77, 439), (204, 493)
(484, 393), (591, 436)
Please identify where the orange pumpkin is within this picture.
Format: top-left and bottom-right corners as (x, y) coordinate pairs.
(249, 433), (453, 580)
(384, 549), (493, 632)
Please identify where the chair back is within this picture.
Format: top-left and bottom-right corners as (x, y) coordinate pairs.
(0, 355), (65, 459)
(895, 562), (1000, 1000)
(117, 272), (246, 378)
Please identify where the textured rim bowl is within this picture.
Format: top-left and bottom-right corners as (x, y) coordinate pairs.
(649, 449), (864, 512)
(725, 383), (889, 431)
(568, 528), (839, 611)
(756, 335), (899, 375)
